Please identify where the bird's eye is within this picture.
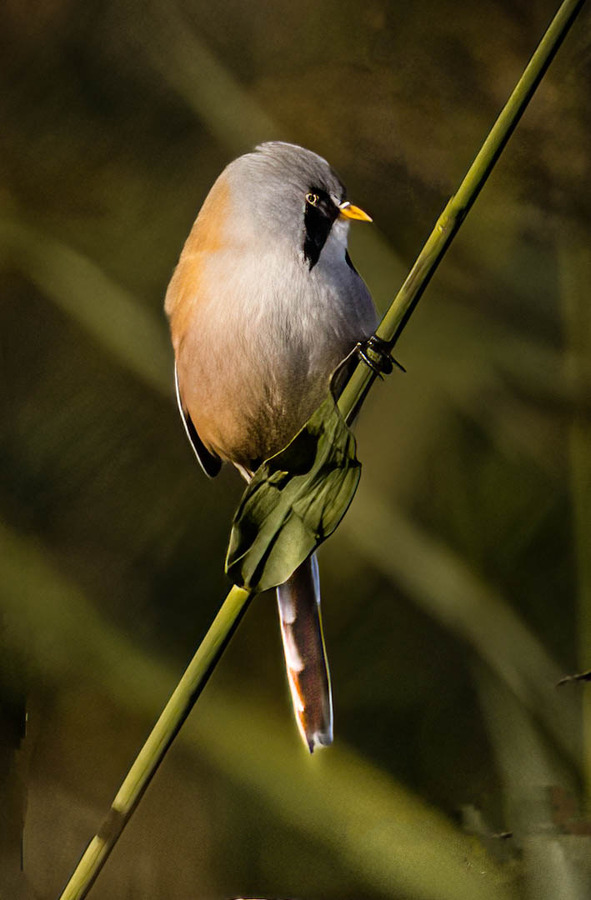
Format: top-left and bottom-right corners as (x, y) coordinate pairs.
(306, 193), (320, 207)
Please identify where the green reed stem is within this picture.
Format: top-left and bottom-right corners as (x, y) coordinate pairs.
(59, 585), (252, 900)
(59, 0), (585, 895)
(339, 0), (586, 424)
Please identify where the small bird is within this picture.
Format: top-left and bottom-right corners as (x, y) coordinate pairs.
(165, 142), (377, 751)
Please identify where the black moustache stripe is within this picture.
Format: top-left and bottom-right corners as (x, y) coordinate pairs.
(303, 198), (339, 270)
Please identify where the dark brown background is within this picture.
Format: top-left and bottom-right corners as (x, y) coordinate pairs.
(1, 1), (590, 897)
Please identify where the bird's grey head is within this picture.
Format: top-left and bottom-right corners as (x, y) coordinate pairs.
(225, 142), (350, 269)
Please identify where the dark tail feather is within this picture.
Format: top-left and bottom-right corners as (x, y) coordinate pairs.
(276, 553), (333, 752)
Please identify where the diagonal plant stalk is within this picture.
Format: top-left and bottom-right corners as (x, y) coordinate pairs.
(59, 585), (252, 900)
(59, 0), (586, 896)
(1, 519), (512, 900)
(339, 0), (586, 424)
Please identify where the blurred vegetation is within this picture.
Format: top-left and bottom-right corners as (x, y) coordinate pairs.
(1, 0), (590, 897)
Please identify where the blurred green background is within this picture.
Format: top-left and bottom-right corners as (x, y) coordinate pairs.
(1, 0), (591, 897)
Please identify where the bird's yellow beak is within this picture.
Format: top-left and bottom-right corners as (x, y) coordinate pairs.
(338, 200), (372, 222)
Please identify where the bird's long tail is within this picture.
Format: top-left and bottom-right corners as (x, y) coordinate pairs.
(276, 553), (333, 752)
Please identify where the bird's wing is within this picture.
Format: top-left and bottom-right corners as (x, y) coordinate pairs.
(174, 363), (222, 478)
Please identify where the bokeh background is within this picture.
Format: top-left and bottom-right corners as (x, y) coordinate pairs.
(1, 0), (591, 897)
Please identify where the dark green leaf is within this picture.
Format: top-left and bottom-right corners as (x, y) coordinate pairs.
(225, 394), (362, 592)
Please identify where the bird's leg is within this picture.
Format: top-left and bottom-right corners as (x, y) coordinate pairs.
(354, 334), (405, 378)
